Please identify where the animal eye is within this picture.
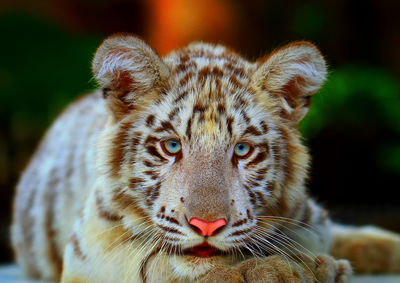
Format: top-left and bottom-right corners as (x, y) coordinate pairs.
(234, 142), (252, 158)
(162, 139), (182, 155)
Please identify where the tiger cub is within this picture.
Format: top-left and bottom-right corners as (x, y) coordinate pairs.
(12, 34), (400, 283)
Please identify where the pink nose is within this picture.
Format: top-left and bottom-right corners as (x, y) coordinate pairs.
(189, 218), (227, 236)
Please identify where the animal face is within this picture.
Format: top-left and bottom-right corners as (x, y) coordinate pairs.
(92, 35), (326, 276)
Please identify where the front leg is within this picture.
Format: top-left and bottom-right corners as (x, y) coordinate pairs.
(239, 255), (351, 283)
(197, 254), (352, 283)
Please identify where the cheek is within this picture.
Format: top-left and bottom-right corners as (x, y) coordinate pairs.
(155, 177), (187, 212)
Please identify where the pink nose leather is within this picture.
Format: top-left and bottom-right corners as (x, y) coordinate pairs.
(189, 218), (227, 236)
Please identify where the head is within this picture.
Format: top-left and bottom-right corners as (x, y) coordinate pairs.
(92, 34), (327, 279)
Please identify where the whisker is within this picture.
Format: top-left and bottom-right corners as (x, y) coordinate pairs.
(256, 216), (318, 235)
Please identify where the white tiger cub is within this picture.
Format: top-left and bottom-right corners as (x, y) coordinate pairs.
(12, 34), (400, 282)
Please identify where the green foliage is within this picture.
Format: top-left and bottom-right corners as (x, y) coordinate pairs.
(300, 66), (400, 173)
(0, 13), (101, 131)
(292, 2), (326, 39)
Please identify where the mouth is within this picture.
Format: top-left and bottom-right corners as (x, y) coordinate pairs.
(182, 242), (227, 258)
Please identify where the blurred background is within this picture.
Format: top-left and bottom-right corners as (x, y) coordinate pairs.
(0, 0), (399, 263)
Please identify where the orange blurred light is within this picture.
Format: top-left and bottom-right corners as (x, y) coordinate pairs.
(147, 0), (236, 55)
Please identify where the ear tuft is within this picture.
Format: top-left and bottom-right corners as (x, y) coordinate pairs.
(92, 34), (170, 118)
(251, 41), (327, 123)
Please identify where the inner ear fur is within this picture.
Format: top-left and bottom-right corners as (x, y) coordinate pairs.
(251, 41), (327, 123)
(92, 33), (170, 119)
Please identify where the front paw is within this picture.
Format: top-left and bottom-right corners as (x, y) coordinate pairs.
(196, 265), (245, 283)
(236, 254), (352, 283)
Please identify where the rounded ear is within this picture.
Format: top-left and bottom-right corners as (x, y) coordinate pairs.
(250, 42), (327, 123)
(92, 33), (170, 119)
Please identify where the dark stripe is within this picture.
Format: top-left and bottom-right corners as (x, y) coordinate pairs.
(174, 151), (183, 163)
(129, 177), (144, 189)
(129, 133), (142, 165)
(229, 75), (243, 89)
(198, 66), (211, 82)
(102, 87), (111, 98)
(185, 118), (192, 140)
(248, 180), (261, 188)
(260, 121), (269, 134)
(232, 219), (247, 227)
(145, 115), (155, 127)
(174, 91), (188, 103)
(246, 151), (267, 168)
(112, 189), (148, 219)
(144, 170), (157, 177)
(265, 182), (276, 192)
(255, 191), (266, 205)
(226, 116), (234, 137)
(254, 173), (266, 181)
(231, 155), (238, 167)
(193, 104), (207, 113)
(229, 228), (252, 237)
(165, 216), (181, 226)
(175, 61), (197, 73)
(243, 184), (257, 205)
(224, 62), (246, 78)
(145, 182), (162, 206)
(241, 110), (251, 124)
(149, 182), (161, 202)
(70, 233), (86, 260)
(143, 160), (156, 167)
(155, 121), (176, 134)
(110, 120), (132, 177)
(96, 192), (122, 222)
(243, 125), (262, 136)
(168, 108), (179, 120)
(217, 104), (226, 114)
(246, 209), (254, 220)
(271, 144), (282, 167)
(179, 72), (194, 86)
(144, 136), (160, 144)
(212, 66), (224, 77)
(146, 146), (167, 161)
(157, 225), (184, 235)
(256, 167), (268, 176)
(45, 175), (63, 277)
(163, 236), (181, 242)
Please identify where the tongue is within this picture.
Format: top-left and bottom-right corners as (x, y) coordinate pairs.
(191, 243), (216, 257)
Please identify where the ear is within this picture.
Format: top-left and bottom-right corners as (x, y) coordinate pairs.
(251, 41), (327, 123)
(92, 33), (170, 119)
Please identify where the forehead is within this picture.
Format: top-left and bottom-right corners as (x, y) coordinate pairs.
(143, 44), (270, 146)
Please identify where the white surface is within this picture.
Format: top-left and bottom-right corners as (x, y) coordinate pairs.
(0, 264), (399, 282)
(0, 265), (41, 283)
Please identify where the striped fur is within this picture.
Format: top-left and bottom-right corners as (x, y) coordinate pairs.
(12, 34), (400, 283)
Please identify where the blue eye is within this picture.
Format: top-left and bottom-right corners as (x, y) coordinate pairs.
(234, 142), (252, 158)
(162, 139), (182, 155)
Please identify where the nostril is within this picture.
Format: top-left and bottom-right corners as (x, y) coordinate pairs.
(189, 224), (203, 235)
(189, 218), (227, 236)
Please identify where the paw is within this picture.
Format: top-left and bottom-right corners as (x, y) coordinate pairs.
(236, 254), (352, 283)
(237, 255), (307, 283)
(196, 265), (245, 283)
(308, 255), (352, 283)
